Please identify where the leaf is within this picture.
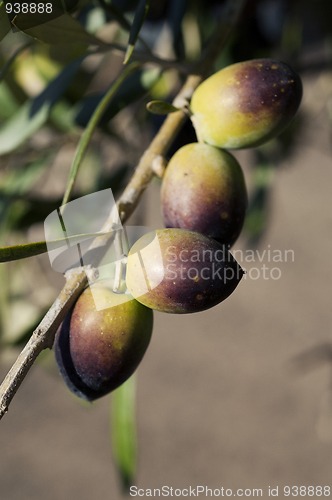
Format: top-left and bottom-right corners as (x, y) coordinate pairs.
(0, 153), (54, 235)
(0, 231), (111, 263)
(0, 2), (11, 42)
(0, 42), (33, 83)
(124, 0), (150, 64)
(146, 100), (180, 115)
(16, 12), (104, 49)
(0, 82), (19, 119)
(0, 57), (83, 155)
(74, 67), (160, 127)
(0, 241), (48, 262)
(111, 376), (137, 490)
(62, 62), (140, 205)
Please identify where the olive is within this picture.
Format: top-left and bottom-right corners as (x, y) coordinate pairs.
(190, 58), (302, 149)
(161, 143), (247, 246)
(126, 228), (243, 314)
(54, 284), (153, 401)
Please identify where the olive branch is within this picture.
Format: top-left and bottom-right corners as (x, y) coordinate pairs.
(0, 0), (246, 419)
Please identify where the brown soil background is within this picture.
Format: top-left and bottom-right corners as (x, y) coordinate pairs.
(1, 70), (332, 499)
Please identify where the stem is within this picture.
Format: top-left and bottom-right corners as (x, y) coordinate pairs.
(0, 0), (247, 420)
(0, 269), (88, 419)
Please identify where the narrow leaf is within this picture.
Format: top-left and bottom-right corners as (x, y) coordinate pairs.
(146, 100), (180, 115)
(124, 0), (150, 64)
(62, 62), (140, 205)
(75, 67), (160, 127)
(0, 42), (33, 83)
(0, 241), (48, 262)
(16, 12), (104, 48)
(0, 57), (82, 155)
(0, 2), (11, 42)
(0, 231), (111, 263)
(111, 376), (137, 490)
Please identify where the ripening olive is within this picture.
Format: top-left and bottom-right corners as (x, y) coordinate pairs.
(161, 143), (247, 246)
(54, 284), (153, 401)
(126, 228), (243, 314)
(190, 59), (302, 149)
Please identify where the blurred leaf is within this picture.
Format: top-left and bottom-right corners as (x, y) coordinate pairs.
(0, 154), (50, 195)
(0, 42), (33, 83)
(0, 82), (19, 119)
(168, 0), (187, 57)
(75, 67), (160, 127)
(244, 160), (275, 247)
(146, 99), (180, 115)
(0, 57), (82, 155)
(62, 62), (140, 205)
(124, 0), (150, 64)
(14, 13), (103, 50)
(0, 100), (48, 155)
(0, 2), (11, 42)
(0, 153), (53, 234)
(111, 376), (137, 490)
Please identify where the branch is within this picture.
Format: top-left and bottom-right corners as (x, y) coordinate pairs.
(0, 0), (247, 420)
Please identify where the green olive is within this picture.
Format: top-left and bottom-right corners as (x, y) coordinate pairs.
(190, 59), (302, 149)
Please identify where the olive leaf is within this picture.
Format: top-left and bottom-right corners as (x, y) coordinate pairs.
(146, 100), (180, 115)
(111, 376), (137, 490)
(0, 1), (11, 42)
(0, 57), (83, 155)
(124, 0), (150, 64)
(0, 231), (111, 263)
(14, 12), (103, 48)
(0, 42), (33, 83)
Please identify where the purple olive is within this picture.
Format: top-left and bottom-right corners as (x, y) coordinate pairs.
(161, 143), (247, 246)
(126, 228), (244, 314)
(54, 284), (153, 401)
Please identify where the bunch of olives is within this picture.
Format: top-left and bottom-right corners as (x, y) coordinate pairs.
(55, 59), (302, 400)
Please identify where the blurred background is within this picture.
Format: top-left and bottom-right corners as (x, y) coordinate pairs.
(0, 0), (332, 498)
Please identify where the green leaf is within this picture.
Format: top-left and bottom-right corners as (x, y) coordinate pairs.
(0, 230), (111, 263)
(0, 42), (33, 83)
(75, 67), (160, 127)
(16, 12), (104, 49)
(111, 376), (137, 490)
(124, 0), (150, 64)
(0, 57), (82, 155)
(146, 100), (180, 115)
(0, 2), (11, 42)
(0, 153), (53, 235)
(0, 82), (19, 119)
(62, 62), (140, 205)
(0, 241), (48, 262)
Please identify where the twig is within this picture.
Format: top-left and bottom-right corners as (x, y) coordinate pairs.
(0, 269), (88, 419)
(0, 0), (247, 420)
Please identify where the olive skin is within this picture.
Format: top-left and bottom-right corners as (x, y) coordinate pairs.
(161, 143), (247, 246)
(54, 285), (153, 401)
(190, 59), (302, 149)
(126, 228), (244, 314)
